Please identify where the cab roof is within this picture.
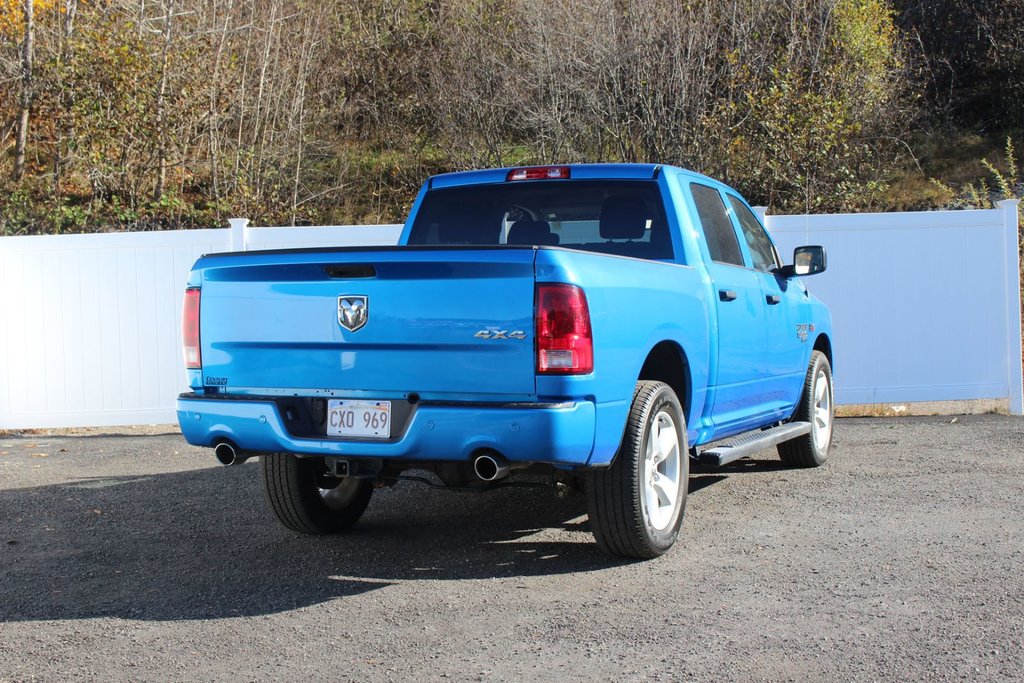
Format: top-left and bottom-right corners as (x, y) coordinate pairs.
(427, 163), (724, 190)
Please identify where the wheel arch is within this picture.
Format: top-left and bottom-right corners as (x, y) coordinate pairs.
(813, 333), (833, 372)
(637, 340), (692, 422)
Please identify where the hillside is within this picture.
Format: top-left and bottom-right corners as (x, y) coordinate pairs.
(0, 0), (1021, 234)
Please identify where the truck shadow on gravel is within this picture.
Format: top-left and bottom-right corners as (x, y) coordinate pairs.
(691, 457), (792, 475)
(0, 463), (729, 623)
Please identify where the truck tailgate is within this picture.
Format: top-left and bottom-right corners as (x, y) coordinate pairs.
(195, 248), (538, 397)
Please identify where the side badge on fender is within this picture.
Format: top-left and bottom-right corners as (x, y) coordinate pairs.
(338, 296), (369, 332)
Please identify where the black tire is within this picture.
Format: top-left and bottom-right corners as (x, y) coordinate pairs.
(586, 381), (689, 559)
(778, 350), (834, 467)
(261, 454), (373, 534)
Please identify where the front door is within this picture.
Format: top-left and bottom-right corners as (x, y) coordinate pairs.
(725, 194), (807, 418)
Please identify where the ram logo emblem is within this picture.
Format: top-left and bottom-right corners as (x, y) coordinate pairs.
(338, 296), (369, 332)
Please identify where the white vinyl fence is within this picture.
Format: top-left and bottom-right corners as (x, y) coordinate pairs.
(0, 221), (402, 428)
(0, 203), (1020, 429)
(764, 201), (1021, 413)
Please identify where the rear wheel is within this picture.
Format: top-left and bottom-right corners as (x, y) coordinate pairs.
(778, 351), (834, 467)
(261, 454), (373, 534)
(587, 381), (689, 559)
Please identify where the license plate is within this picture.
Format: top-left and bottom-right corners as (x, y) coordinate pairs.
(326, 400), (392, 439)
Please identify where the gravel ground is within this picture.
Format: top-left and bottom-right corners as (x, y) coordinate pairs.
(0, 415), (1022, 682)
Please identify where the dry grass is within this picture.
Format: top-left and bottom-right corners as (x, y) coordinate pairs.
(880, 131), (1012, 211)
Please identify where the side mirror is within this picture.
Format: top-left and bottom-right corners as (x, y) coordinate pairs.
(778, 245), (827, 278)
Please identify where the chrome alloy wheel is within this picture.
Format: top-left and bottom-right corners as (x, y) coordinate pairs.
(642, 410), (682, 531)
(812, 368), (833, 451)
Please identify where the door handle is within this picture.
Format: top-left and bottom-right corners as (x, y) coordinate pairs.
(766, 294), (781, 305)
(719, 289), (737, 302)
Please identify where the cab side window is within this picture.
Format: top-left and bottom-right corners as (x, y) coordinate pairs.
(727, 195), (779, 272)
(690, 183), (744, 267)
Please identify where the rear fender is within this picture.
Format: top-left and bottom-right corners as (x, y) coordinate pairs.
(589, 334), (707, 467)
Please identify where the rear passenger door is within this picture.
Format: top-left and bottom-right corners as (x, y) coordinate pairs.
(688, 183), (769, 432)
(725, 195), (807, 416)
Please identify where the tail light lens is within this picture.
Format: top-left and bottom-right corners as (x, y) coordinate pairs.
(536, 284), (593, 375)
(182, 287), (201, 369)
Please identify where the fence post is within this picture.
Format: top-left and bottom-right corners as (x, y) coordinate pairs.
(998, 199), (1023, 415)
(227, 217), (249, 252)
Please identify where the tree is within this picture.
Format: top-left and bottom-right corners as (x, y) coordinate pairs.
(12, 0), (34, 180)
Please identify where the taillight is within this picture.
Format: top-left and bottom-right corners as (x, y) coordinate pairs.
(507, 166), (571, 181)
(536, 284), (593, 375)
(182, 287), (201, 369)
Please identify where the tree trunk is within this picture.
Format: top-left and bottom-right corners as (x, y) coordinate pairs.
(207, 0), (234, 216)
(154, 2), (175, 202)
(53, 0), (79, 192)
(13, 0), (35, 182)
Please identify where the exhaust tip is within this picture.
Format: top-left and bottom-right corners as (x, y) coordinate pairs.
(472, 451), (508, 482)
(214, 441), (240, 466)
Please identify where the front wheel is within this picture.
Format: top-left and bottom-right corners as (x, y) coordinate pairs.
(586, 381), (689, 559)
(778, 350), (834, 467)
(261, 454), (373, 534)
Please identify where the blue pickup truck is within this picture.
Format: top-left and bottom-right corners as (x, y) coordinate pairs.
(177, 164), (833, 558)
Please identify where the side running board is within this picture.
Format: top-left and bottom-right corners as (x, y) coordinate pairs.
(696, 422), (812, 467)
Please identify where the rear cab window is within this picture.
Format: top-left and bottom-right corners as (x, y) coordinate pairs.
(689, 183), (744, 267)
(407, 181), (674, 260)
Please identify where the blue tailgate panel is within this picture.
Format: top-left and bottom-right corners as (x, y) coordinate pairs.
(196, 249), (538, 398)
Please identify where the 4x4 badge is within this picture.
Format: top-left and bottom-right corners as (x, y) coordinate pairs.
(475, 329), (526, 340)
(338, 296), (369, 332)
